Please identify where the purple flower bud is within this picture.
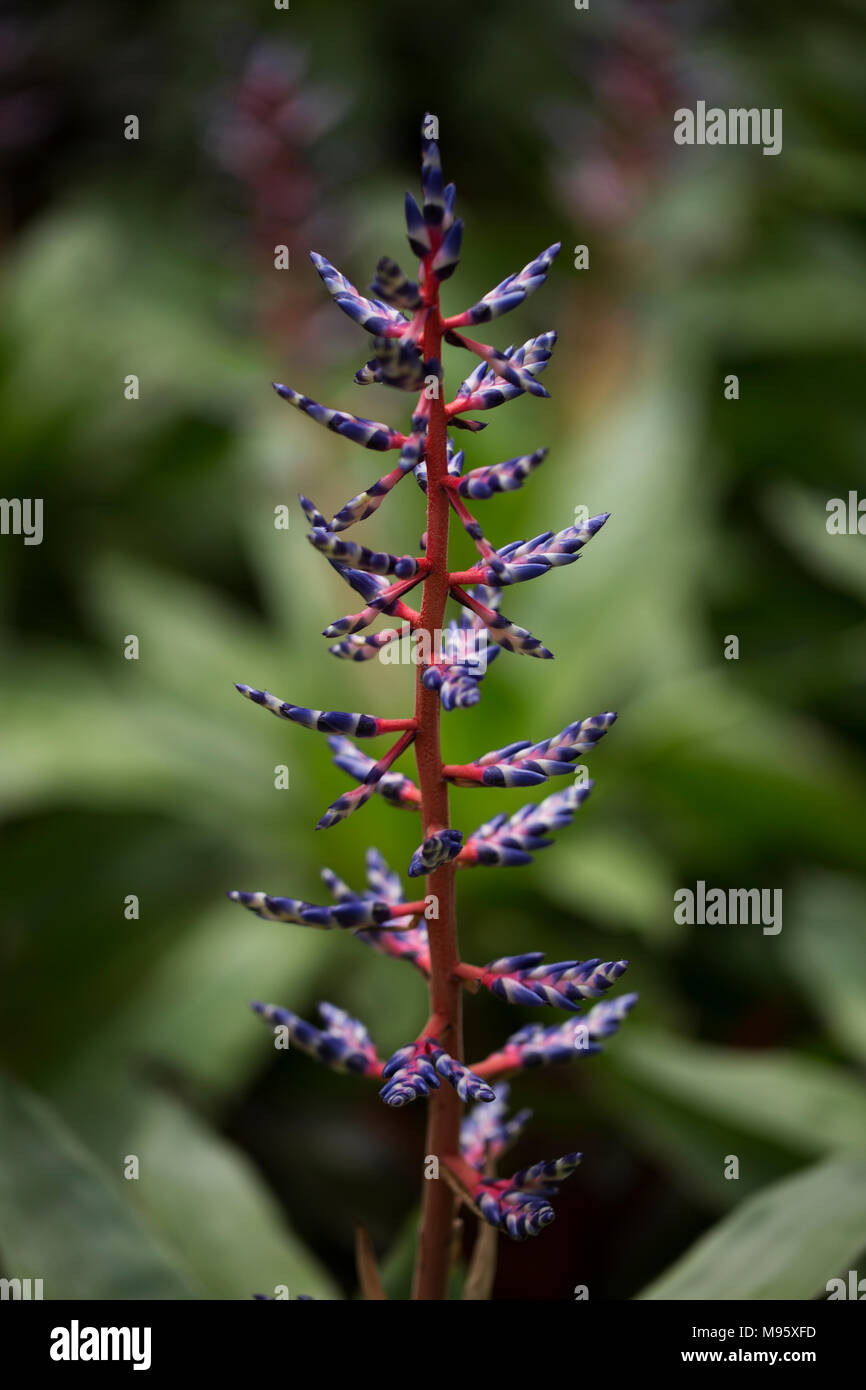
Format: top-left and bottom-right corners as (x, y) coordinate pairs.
(327, 734), (421, 812)
(380, 1037), (494, 1107)
(448, 1145), (581, 1242)
(453, 714), (616, 788)
(460, 1084), (532, 1171)
(504, 993), (639, 1067)
(273, 383), (403, 451)
(451, 585), (554, 659)
(307, 528), (424, 579)
(451, 333), (556, 413)
(431, 218), (463, 281)
(310, 251), (407, 337)
(235, 684), (392, 738)
(479, 953), (630, 1011)
(408, 827), (463, 877)
(251, 1000), (381, 1076)
(420, 116), (445, 226)
(462, 782), (595, 865)
(371, 256), (422, 311)
(355, 337), (432, 392)
(447, 243), (561, 327)
(228, 889), (396, 931)
(404, 191), (431, 257)
(457, 448), (547, 500)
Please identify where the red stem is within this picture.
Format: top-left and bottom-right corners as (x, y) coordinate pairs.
(410, 294), (464, 1302)
(452, 962), (485, 983)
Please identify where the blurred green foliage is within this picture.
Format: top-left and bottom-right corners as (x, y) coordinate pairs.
(1, 0), (865, 1299)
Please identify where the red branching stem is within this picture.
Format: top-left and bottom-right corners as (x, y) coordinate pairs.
(390, 601), (421, 625)
(420, 1011), (449, 1040)
(385, 901), (429, 920)
(374, 717), (419, 734)
(448, 583), (497, 624)
(452, 962), (485, 984)
(441, 763), (485, 785)
(444, 397), (478, 419)
(410, 288), (464, 1303)
(443, 1152), (483, 1195)
(466, 1046), (522, 1080)
(448, 568), (489, 585)
(443, 488), (497, 561)
(366, 729), (416, 781)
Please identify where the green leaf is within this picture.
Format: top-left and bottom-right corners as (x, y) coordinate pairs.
(46, 903), (331, 1143)
(763, 482), (866, 604)
(0, 1072), (200, 1299)
(543, 827), (679, 940)
(610, 1029), (866, 1154)
(122, 1092), (340, 1301)
(639, 1157), (866, 1299)
(379, 1209), (419, 1301)
(783, 874), (866, 1066)
(592, 1065), (801, 1208)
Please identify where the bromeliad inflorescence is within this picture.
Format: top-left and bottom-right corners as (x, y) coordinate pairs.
(229, 114), (636, 1300)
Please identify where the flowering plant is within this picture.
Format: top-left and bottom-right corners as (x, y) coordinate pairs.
(230, 115), (636, 1300)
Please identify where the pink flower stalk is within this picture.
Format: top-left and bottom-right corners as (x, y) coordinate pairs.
(228, 115), (636, 1301)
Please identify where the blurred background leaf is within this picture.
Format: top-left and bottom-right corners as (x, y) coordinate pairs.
(0, 1073), (200, 1299)
(639, 1157), (866, 1300)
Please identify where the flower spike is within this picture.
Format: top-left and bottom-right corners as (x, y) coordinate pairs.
(232, 116), (635, 1298)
